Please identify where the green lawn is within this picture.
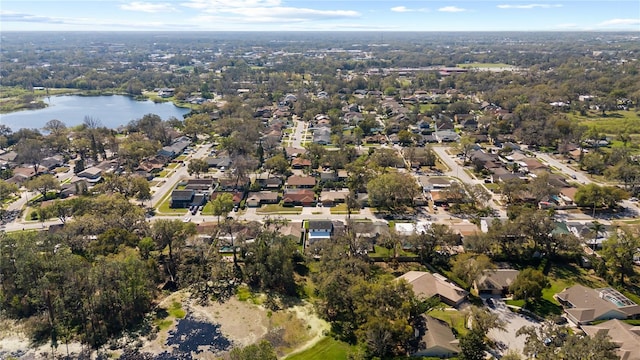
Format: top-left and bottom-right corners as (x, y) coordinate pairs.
(428, 309), (468, 336)
(166, 163), (180, 169)
(286, 337), (351, 360)
(158, 170), (171, 178)
(569, 110), (640, 135)
(157, 196), (188, 215)
(329, 203), (360, 215)
(256, 204), (302, 214)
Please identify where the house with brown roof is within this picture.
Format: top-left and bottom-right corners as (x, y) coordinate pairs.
(398, 271), (468, 308)
(286, 175), (316, 189)
(319, 189), (350, 206)
(282, 189), (315, 207)
(582, 319), (640, 360)
(6, 166), (37, 184)
(474, 269), (520, 296)
(555, 285), (640, 325)
(412, 315), (460, 358)
(291, 157), (312, 169)
(246, 191), (280, 207)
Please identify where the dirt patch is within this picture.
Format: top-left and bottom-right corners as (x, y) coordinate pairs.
(1, 291), (328, 359)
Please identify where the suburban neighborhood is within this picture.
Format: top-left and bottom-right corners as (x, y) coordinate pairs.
(1, 31), (639, 359)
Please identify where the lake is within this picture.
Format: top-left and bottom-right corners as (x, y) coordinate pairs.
(0, 95), (191, 131)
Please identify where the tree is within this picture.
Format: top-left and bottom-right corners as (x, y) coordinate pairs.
(574, 183), (628, 213)
(409, 223), (460, 264)
(25, 174), (60, 200)
(518, 322), (618, 360)
(454, 134), (477, 164)
(229, 340), (277, 360)
(0, 181), (19, 204)
(467, 306), (506, 335)
(118, 133), (160, 171)
(43, 119), (67, 136)
(15, 137), (47, 174)
(458, 330), (487, 360)
(211, 192), (234, 224)
(264, 154), (289, 178)
(152, 219), (197, 283)
(601, 227), (640, 285)
(183, 113), (213, 140)
(187, 158), (209, 178)
(451, 253), (494, 286)
(510, 268), (549, 303)
(366, 171), (419, 212)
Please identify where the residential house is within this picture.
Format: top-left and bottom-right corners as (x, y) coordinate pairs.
(398, 271), (468, 307)
(313, 127), (331, 145)
(454, 113), (475, 124)
(412, 315), (460, 358)
(285, 147), (307, 158)
(286, 175), (316, 189)
(77, 166), (103, 183)
(170, 189), (202, 208)
(158, 136), (191, 158)
(282, 189), (315, 207)
(434, 130), (460, 143)
(210, 191), (243, 206)
(319, 189), (350, 207)
(206, 156), (232, 170)
(0, 150), (18, 165)
(255, 174), (283, 190)
(184, 178), (216, 194)
(474, 269), (520, 296)
(460, 118), (478, 131)
(581, 319), (640, 360)
(555, 285), (640, 325)
(307, 220), (333, 244)
(246, 191), (280, 207)
(351, 221), (390, 243)
(291, 157), (312, 169)
(6, 167), (36, 184)
(41, 155), (64, 170)
(217, 176), (250, 191)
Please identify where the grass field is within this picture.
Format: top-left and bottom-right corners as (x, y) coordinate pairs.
(256, 204), (302, 214)
(428, 309), (468, 336)
(156, 195), (188, 215)
(329, 203), (360, 215)
(570, 110), (640, 135)
(286, 337), (351, 360)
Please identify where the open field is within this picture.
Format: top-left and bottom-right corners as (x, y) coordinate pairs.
(256, 204), (303, 215)
(286, 337), (351, 360)
(570, 110), (640, 135)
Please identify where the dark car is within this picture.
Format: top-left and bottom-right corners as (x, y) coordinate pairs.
(486, 298), (495, 308)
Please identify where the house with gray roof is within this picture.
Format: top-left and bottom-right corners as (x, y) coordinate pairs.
(556, 285), (640, 325)
(582, 319), (640, 360)
(474, 269), (520, 296)
(412, 315), (460, 358)
(399, 271), (468, 308)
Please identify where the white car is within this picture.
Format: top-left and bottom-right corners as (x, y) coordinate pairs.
(182, 217), (191, 223)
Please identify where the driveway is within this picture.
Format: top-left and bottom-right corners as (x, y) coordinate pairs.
(485, 298), (540, 356)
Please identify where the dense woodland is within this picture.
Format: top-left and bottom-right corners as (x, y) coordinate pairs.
(1, 32), (640, 359)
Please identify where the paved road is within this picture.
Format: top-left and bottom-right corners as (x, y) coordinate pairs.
(534, 152), (591, 185)
(432, 145), (507, 218)
(289, 116), (308, 149)
(150, 143), (212, 208)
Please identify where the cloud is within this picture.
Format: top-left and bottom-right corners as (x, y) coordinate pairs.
(0, 10), (191, 30)
(181, 0), (358, 24)
(120, 2), (177, 13)
(438, 6), (467, 13)
(391, 6), (410, 12)
(181, 0), (282, 10)
(598, 18), (640, 26)
(391, 6), (429, 13)
(497, 4), (563, 9)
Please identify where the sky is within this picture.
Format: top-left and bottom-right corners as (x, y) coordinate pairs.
(1, 0), (639, 32)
